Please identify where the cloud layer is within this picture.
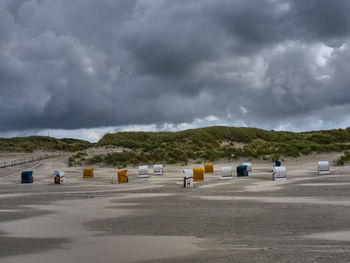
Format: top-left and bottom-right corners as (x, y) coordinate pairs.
(1, 0), (350, 137)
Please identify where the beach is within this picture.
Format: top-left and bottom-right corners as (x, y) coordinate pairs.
(0, 153), (350, 262)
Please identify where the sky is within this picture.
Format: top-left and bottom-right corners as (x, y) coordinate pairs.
(1, 0), (350, 142)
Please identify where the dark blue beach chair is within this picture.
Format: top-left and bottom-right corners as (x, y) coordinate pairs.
(236, 165), (248, 177)
(21, 171), (33, 184)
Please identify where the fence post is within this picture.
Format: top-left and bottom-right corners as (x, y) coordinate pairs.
(0, 152), (65, 169)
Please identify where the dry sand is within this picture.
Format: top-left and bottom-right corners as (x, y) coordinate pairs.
(0, 152), (349, 262)
(304, 231), (350, 242)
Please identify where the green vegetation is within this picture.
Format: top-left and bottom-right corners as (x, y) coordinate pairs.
(0, 136), (93, 152)
(4, 127), (350, 166)
(336, 151), (350, 166)
(68, 151), (89, 166)
(83, 126), (350, 166)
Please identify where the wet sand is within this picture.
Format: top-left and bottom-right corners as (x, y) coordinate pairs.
(0, 152), (350, 262)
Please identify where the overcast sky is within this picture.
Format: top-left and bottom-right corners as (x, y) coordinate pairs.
(1, 0), (350, 142)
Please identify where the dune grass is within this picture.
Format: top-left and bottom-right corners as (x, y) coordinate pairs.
(2, 126), (349, 166)
(81, 126), (350, 167)
(0, 136), (93, 152)
(336, 151), (350, 166)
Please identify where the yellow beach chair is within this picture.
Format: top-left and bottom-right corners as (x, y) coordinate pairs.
(118, 169), (128, 184)
(83, 168), (94, 178)
(193, 168), (204, 182)
(204, 163), (213, 174)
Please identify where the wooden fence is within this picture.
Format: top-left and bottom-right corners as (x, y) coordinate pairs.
(0, 153), (64, 169)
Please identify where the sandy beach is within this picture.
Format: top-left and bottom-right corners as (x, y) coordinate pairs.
(0, 152), (350, 262)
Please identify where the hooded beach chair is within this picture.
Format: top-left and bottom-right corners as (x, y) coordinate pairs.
(242, 162), (252, 172)
(237, 165), (248, 177)
(221, 166), (233, 179)
(193, 168), (204, 182)
(273, 166), (287, 181)
(183, 169), (194, 188)
(236, 165), (248, 177)
(139, 165), (149, 178)
(153, 164), (163, 175)
(118, 169), (128, 184)
(54, 170), (66, 184)
(318, 161), (330, 175)
(204, 163), (214, 174)
(83, 168), (94, 178)
(21, 171), (33, 184)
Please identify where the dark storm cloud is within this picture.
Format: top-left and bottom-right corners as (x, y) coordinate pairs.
(1, 0), (350, 134)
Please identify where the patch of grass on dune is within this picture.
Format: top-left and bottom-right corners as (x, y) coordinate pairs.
(80, 126), (350, 166)
(336, 151), (350, 166)
(0, 136), (93, 152)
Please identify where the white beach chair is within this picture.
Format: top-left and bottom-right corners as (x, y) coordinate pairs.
(153, 164), (163, 175)
(183, 169), (193, 188)
(272, 166), (287, 181)
(139, 165), (149, 178)
(242, 162), (252, 172)
(221, 166), (233, 179)
(54, 170), (66, 184)
(318, 161), (330, 175)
